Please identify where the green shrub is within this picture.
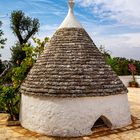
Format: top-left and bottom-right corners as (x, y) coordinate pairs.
(0, 86), (3, 112)
(0, 86), (20, 120)
(0, 37), (48, 121)
(0, 68), (13, 85)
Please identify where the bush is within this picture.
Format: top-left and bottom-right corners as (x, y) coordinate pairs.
(0, 68), (13, 85)
(0, 37), (48, 121)
(0, 86), (20, 120)
(0, 86), (3, 112)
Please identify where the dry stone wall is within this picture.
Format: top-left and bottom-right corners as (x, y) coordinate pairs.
(21, 28), (127, 97)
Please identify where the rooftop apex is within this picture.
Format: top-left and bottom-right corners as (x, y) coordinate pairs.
(58, 0), (83, 29)
(69, 0), (74, 9)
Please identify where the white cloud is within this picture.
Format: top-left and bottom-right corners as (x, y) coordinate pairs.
(74, 0), (140, 60)
(91, 32), (140, 60)
(40, 24), (58, 32)
(35, 24), (59, 40)
(76, 0), (140, 25)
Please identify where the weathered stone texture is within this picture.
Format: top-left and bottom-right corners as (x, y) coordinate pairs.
(20, 28), (127, 97)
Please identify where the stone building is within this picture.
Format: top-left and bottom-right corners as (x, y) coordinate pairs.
(20, 0), (132, 137)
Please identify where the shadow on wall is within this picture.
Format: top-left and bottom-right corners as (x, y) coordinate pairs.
(119, 76), (140, 87)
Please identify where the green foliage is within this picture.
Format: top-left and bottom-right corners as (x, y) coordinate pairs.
(0, 21), (7, 50)
(10, 10), (40, 45)
(10, 44), (26, 66)
(12, 44), (35, 86)
(106, 57), (135, 75)
(10, 10), (40, 66)
(0, 37), (48, 120)
(0, 21), (7, 58)
(0, 86), (20, 120)
(12, 37), (48, 87)
(99, 46), (140, 76)
(106, 57), (140, 76)
(0, 69), (13, 85)
(112, 57), (130, 75)
(131, 59), (140, 75)
(106, 57), (120, 74)
(0, 86), (3, 111)
(99, 45), (111, 59)
(33, 37), (49, 57)
(0, 59), (4, 74)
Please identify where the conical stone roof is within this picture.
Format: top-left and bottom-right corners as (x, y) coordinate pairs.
(20, 1), (127, 97)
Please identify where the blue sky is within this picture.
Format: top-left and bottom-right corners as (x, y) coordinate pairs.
(1, 0), (140, 60)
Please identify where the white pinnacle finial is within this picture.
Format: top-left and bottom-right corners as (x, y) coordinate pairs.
(58, 0), (83, 29)
(69, 0), (74, 10)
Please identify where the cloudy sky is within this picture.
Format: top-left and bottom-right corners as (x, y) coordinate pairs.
(0, 0), (140, 60)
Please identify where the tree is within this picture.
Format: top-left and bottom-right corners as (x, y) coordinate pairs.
(99, 45), (111, 59)
(10, 43), (26, 66)
(0, 21), (7, 73)
(12, 37), (49, 87)
(0, 59), (4, 74)
(128, 63), (139, 87)
(10, 10), (40, 66)
(128, 64), (136, 81)
(10, 10), (40, 45)
(106, 57), (120, 74)
(0, 21), (7, 50)
(0, 37), (48, 120)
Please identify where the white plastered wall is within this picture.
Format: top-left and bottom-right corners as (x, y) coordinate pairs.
(20, 94), (132, 137)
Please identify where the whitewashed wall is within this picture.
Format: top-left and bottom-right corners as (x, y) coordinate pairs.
(119, 76), (140, 87)
(20, 94), (131, 137)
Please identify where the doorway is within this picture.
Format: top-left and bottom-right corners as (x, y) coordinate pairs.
(91, 115), (112, 131)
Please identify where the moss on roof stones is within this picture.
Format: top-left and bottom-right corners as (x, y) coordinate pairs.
(20, 28), (127, 97)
